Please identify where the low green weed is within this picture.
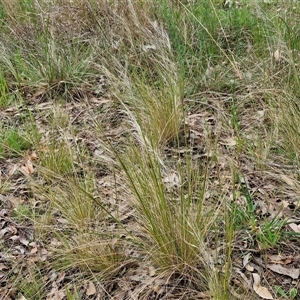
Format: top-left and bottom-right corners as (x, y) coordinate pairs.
(17, 266), (45, 300)
(0, 72), (12, 108)
(275, 286), (298, 300)
(232, 174), (293, 250)
(0, 127), (31, 157)
(12, 203), (33, 222)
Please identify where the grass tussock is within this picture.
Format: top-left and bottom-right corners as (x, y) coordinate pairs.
(119, 143), (219, 269)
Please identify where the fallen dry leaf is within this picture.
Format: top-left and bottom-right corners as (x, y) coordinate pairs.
(20, 160), (34, 176)
(268, 254), (292, 265)
(222, 137), (236, 146)
(56, 271), (65, 284)
(28, 151), (38, 161)
(267, 264), (299, 279)
(252, 273), (273, 299)
(243, 253), (254, 272)
(281, 200), (290, 208)
(19, 232), (30, 246)
(30, 246), (38, 254)
(289, 223), (300, 233)
(148, 266), (156, 277)
(49, 290), (65, 300)
(86, 281), (96, 296)
(8, 164), (18, 176)
(163, 171), (180, 189)
(246, 264), (254, 272)
(273, 49), (281, 61)
(9, 235), (19, 242)
(235, 268), (252, 288)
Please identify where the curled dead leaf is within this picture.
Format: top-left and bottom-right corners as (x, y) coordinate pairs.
(252, 273), (273, 299)
(243, 253), (254, 271)
(246, 264), (254, 272)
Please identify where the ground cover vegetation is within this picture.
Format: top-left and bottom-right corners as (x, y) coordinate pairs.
(0, 0), (300, 299)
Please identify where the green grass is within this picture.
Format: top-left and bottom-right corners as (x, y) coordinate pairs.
(1, 0), (300, 299)
(0, 71), (12, 107)
(0, 127), (32, 157)
(17, 266), (45, 300)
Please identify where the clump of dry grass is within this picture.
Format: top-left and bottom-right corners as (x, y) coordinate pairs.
(93, 0), (184, 150)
